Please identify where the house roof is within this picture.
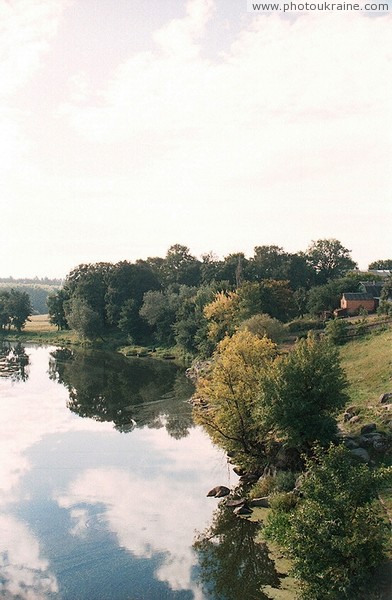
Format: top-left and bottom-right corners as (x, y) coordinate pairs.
(342, 293), (374, 301)
(359, 283), (384, 298)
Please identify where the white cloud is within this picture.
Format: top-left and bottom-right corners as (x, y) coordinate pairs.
(0, 513), (58, 599)
(0, 1), (391, 274)
(0, 0), (66, 98)
(56, 427), (236, 598)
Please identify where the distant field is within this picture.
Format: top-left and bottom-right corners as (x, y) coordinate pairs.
(25, 314), (57, 332)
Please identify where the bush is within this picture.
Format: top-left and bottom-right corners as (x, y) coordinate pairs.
(264, 445), (392, 600)
(239, 313), (285, 343)
(324, 318), (349, 344)
(285, 316), (324, 334)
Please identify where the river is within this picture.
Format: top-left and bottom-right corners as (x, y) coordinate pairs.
(0, 342), (287, 600)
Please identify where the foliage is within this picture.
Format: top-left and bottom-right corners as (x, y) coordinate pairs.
(324, 317), (349, 344)
(49, 348), (193, 438)
(368, 259), (392, 270)
(264, 445), (392, 600)
(194, 330), (278, 470)
(305, 239), (357, 284)
(47, 289), (69, 330)
(239, 313), (285, 343)
(285, 316), (324, 334)
(194, 504), (280, 600)
(203, 290), (240, 346)
(268, 333), (348, 450)
(0, 289), (33, 331)
(64, 296), (104, 340)
(249, 245), (313, 290)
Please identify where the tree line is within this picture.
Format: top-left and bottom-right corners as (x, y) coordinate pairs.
(48, 238), (387, 349)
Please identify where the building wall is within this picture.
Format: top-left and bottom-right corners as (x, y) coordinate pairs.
(341, 298), (375, 315)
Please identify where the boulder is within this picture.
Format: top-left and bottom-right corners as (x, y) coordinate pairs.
(234, 505), (252, 516)
(349, 415), (361, 424)
(379, 393), (392, 404)
(248, 497), (270, 508)
(350, 448), (370, 463)
(360, 423), (377, 435)
(233, 466), (246, 476)
(207, 485), (230, 498)
(225, 498), (247, 508)
(344, 439), (359, 449)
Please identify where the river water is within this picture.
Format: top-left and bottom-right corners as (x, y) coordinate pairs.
(0, 343), (285, 600)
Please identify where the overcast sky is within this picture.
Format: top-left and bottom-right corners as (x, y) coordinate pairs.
(1, 0), (391, 277)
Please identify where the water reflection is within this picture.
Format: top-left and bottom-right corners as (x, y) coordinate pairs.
(49, 348), (194, 438)
(0, 513), (58, 599)
(194, 504), (280, 600)
(0, 344), (238, 599)
(0, 342), (29, 381)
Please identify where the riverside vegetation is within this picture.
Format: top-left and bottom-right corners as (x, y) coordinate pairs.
(1, 240), (392, 598)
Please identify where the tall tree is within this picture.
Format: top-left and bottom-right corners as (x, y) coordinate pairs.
(269, 333), (348, 450)
(160, 244), (201, 287)
(7, 289), (33, 331)
(194, 330), (278, 471)
(368, 259), (392, 270)
(48, 289), (69, 330)
(305, 239), (357, 284)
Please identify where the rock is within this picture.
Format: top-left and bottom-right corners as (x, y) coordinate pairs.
(349, 415), (361, 424)
(239, 473), (260, 484)
(360, 423), (377, 435)
(373, 440), (387, 452)
(350, 448), (370, 463)
(379, 393), (392, 404)
(344, 439), (359, 449)
(233, 466), (246, 476)
(344, 406), (359, 421)
(207, 485), (230, 498)
(225, 498), (247, 508)
(234, 505), (252, 516)
(248, 497), (270, 508)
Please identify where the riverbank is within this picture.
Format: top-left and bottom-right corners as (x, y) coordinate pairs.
(0, 315), (190, 364)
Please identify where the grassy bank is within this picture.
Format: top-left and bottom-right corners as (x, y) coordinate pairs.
(0, 315), (189, 364)
(339, 327), (392, 434)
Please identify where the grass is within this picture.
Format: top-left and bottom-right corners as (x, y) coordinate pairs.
(0, 314), (80, 346)
(339, 327), (392, 433)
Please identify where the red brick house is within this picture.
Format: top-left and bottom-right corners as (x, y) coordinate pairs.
(340, 292), (376, 315)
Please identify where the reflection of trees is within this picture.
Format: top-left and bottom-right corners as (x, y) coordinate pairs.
(49, 348), (194, 438)
(194, 504), (280, 600)
(0, 342), (29, 382)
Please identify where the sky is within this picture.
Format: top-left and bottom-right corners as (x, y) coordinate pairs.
(0, 0), (391, 278)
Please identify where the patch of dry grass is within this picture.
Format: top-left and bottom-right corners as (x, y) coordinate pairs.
(24, 314), (57, 332)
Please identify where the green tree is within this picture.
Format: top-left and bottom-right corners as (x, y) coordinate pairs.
(324, 318), (349, 344)
(65, 262), (111, 325)
(48, 289), (69, 330)
(65, 297), (104, 340)
(269, 333), (348, 450)
(105, 261), (160, 327)
(368, 259), (392, 270)
(159, 244), (201, 287)
(264, 445), (392, 600)
(6, 289), (33, 331)
(239, 313), (285, 343)
(0, 290), (11, 329)
(306, 239), (357, 284)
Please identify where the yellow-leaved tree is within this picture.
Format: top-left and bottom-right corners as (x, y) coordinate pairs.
(194, 330), (278, 471)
